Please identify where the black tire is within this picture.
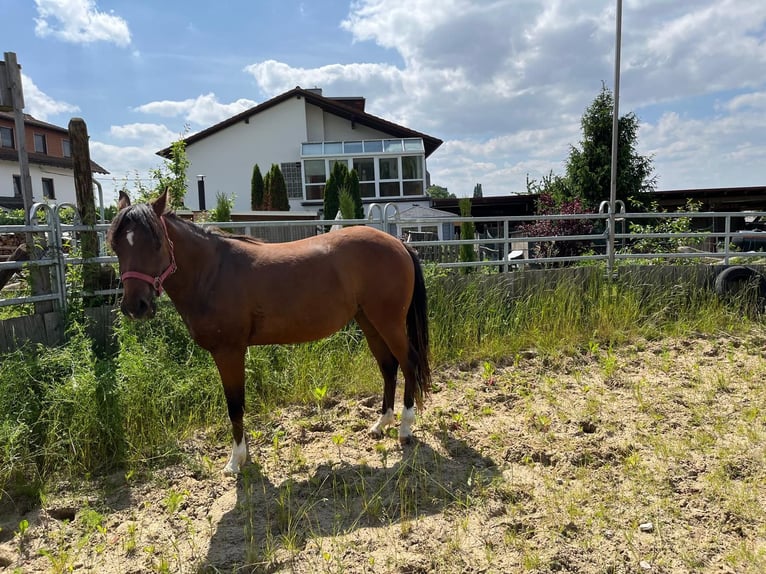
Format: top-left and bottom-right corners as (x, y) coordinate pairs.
(714, 266), (766, 300)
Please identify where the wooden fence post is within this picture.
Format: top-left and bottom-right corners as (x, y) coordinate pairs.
(69, 118), (100, 305)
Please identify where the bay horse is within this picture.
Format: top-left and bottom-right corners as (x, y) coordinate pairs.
(108, 190), (431, 475)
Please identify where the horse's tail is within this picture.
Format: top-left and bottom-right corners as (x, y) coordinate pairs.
(405, 245), (431, 410)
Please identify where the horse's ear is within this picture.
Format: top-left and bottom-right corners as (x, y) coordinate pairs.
(117, 190), (131, 211)
(152, 187), (169, 217)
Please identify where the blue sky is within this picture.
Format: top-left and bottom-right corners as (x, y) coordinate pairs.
(3, 0), (766, 204)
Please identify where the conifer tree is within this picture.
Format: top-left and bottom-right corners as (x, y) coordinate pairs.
(250, 164), (264, 210)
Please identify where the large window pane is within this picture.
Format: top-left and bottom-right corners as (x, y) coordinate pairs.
(324, 142), (343, 154)
(306, 185), (324, 201)
(304, 159), (326, 184)
(404, 138), (424, 151)
(34, 133), (47, 154)
(379, 157), (398, 180)
(344, 141), (363, 153)
(403, 181), (424, 196)
(363, 140), (383, 153)
(379, 182), (400, 197)
(353, 158), (375, 182)
(402, 156), (423, 180)
(302, 143), (323, 155)
(0, 127), (13, 148)
(383, 139), (402, 152)
(360, 182), (376, 198)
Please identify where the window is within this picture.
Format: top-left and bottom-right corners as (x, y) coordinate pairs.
(300, 138), (427, 201)
(304, 159), (326, 200)
(0, 127), (13, 148)
(62, 139), (71, 157)
(379, 157), (398, 180)
(343, 141), (362, 153)
(402, 156), (424, 196)
(34, 133), (47, 154)
(42, 178), (55, 200)
(402, 156), (423, 180)
(280, 162), (303, 199)
(302, 142), (323, 155)
(363, 140), (383, 153)
(13, 175), (21, 197)
(353, 158), (375, 198)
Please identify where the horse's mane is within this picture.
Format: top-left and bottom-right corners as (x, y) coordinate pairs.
(163, 212), (265, 245)
(109, 206), (264, 250)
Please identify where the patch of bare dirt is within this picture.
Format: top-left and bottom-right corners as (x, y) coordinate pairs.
(2, 332), (766, 573)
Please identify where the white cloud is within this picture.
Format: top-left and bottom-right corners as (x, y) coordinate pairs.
(21, 73), (80, 121)
(134, 93), (257, 127)
(34, 0), (131, 47)
(238, 0), (766, 193)
(109, 123), (179, 148)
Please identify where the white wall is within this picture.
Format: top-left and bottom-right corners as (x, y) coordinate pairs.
(0, 161), (77, 206)
(185, 96), (308, 213)
(321, 111), (390, 141)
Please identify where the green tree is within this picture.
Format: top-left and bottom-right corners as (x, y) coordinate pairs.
(151, 129), (190, 210)
(266, 164), (290, 211)
(338, 187), (356, 220)
(262, 170), (272, 210)
(210, 192), (233, 229)
(566, 85), (656, 209)
(427, 185), (454, 199)
(250, 164), (264, 210)
(323, 162), (348, 223)
(344, 169), (363, 218)
(473, 183), (483, 199)
(458, 198), (476, 273)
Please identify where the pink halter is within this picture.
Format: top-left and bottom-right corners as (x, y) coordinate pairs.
(120, 215), (177, 296)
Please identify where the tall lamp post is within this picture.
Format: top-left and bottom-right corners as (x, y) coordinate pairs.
(608, 0), (623, 276)
(197, 175), (206, 211)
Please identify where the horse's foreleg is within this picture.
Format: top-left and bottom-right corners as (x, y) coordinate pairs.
(356, 312), (398, 438)
(212, 347), (249, 475)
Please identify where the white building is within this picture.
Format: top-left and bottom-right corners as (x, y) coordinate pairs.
(0, 111), (109, 211)
(158, 87), (443, 216)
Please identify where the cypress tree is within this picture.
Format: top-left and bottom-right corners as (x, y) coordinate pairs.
(262, 171), (272, 211)
(323, 162), (348, 224)
(251, 164), (264, 210)
(345, 169), (363, 219)
(268, 164), (290, 211)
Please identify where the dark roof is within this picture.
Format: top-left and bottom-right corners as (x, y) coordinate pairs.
(0, 111), (69, 134)
(157, 87), (443, 158)
(650, 186), (766, 211)
(0, 112), (109, 174)
(434, 186), (766, 217)
(0, 147), (109, 174)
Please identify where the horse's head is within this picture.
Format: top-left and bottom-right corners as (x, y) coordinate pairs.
(108, 189), (175, 320)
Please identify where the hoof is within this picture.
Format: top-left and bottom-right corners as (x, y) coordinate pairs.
(398, 434), (414, 446)
(370, 427), (384, 439)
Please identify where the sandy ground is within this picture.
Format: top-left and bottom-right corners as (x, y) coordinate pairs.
(2, 331), (766, 573)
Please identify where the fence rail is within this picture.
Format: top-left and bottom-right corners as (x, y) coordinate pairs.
(3, 204), (766, 315)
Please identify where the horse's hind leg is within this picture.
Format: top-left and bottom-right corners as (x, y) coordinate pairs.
(356, 311), (398, 437)
(212, 346), (249, 475)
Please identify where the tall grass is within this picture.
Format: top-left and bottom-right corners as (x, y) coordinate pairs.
(0, 267), (758, 499)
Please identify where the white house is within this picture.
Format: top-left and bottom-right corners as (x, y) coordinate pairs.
(0, 111), (109, 211)
(158, 87), (443, 216)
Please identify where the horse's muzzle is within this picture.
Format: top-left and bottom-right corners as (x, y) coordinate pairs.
(120, 293), (157, 320)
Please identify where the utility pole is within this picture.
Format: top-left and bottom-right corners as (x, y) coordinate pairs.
(607, 0), (623, 276)
(0, 52), (53, 313)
